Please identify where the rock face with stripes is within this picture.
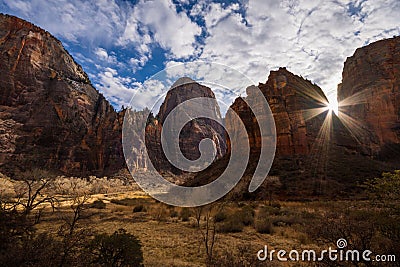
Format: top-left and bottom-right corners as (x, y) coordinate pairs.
(0, 14), (125, 176)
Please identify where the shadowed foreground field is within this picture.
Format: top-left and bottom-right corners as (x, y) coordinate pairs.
(0, 171), (399, 266)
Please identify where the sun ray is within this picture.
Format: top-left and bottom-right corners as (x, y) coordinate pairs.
(308, 109), (333, 195)
(338, 87), (372, 107)
(336, 111), (369, 146)
(302, 107), (330, 121)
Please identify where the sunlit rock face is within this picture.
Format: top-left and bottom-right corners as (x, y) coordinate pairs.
(145, 78), (227, 174)
(338, 36), (400, 160)
(0, 14), (125, 176)
(226, 67), (328, 157)
(192, 67), (394, 199)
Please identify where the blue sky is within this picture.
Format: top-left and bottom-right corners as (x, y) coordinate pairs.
(1, 0), (399, 114)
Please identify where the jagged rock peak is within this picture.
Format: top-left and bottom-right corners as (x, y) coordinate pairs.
(145, 78), (226, 175)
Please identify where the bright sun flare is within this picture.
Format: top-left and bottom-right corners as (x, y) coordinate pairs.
(326, 101), (339, 115)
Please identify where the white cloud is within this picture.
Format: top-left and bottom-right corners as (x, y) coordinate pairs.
(96, 68), (136, 108)
(163, 60), (255, 114)
(3, 0), (127, 45)
(129, 56), (150, 72)
(94, 47), (117, 64)
(133, 0), (202, 59)
(96, 67), (170, 112)
(196, 0), (400, 106)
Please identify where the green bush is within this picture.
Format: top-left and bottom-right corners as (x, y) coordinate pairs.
(88, 229), (144, 267)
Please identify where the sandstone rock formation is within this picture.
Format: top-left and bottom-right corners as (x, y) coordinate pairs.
(145, 77), (226, 174)
(226, 67), (328, 157)
(0, 14), (125, 176)
(338, 36), (400, 160)
(192, 64), (397, 199)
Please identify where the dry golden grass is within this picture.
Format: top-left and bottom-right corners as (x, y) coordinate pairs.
(34, 195), (333, 267)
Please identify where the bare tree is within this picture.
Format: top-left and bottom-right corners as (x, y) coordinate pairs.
(193, 206), (203, 228)
(197, 202), (226, 266)
(57, 182), (92, 267)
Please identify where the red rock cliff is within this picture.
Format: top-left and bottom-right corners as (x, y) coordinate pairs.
(226, 67), (328, 157)
(338, 36), (400, 160)
(0, 14), (125, 176)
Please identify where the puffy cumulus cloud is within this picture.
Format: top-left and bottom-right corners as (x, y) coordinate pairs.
(133, 0), (202, 59)
(357, 0), (400, 42)
(95, 67), (137, 108)
(94, 47), (117, 64)
(133, 79), (168, 112)
(3, 0), (201, 65)
(163, 60), (255, 114)
(117, 0), (202, 59)
(117, 8), (152, 55)
(95, 67), (169, 111)
(197, 0), (400, 106)
(3, 0), (127, 45)
(129, 56), (150, 73)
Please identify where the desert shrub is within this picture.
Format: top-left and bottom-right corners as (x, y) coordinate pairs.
(179, 208), (191, 222)
(217, 212), (244, 233)
(300, 210), (318, 220)
(271, 215), (300, 226)
(271, 202), (281, 209)
(255, 209), (274, 234)
(298, 233), (310, 245)
(255, 217), (274, 234)
(0, 232), (64, 267)
(88, 228), (144, 267)
(238, 206), (255, 226)
(150, 204), (169, 222)
(216, 206), (255, 233)
(133, 204), (146, 213)
(110, 198), (138, 206)
(169, 209), (178, 218)
(214, 211), (227, 222)
(90, 200), (106, 209)
(259, 205), (282, 216)
(306, 208), (396, 262)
